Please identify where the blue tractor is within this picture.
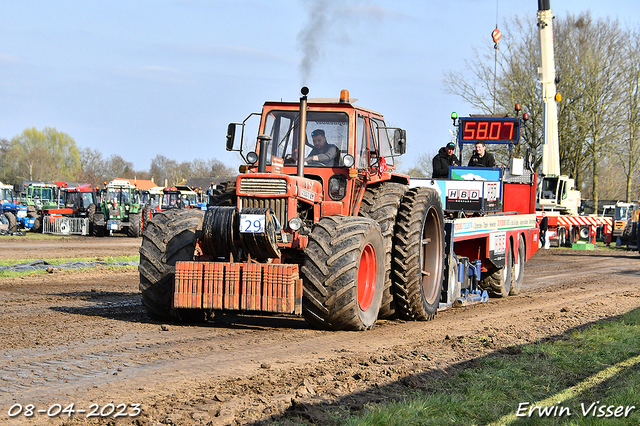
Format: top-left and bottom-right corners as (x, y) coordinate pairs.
(0, 182), (35, 233)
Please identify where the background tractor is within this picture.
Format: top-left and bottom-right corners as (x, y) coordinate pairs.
(1, 182), (34, 233)
(93, 179), (142, 237)
(19, 181), (60, 232)
(42, 185), (97, 235)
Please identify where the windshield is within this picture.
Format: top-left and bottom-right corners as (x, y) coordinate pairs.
(264, 111), (349, 167)
(107, 188), (131, 204)
(162, 192), (180, 209)
(602, 207), (614, 217)
(28, 186), (54, 201)
(614, 206), (631, 221)
(184, 194), (197, 205)
(0, 188), (14, 203)
(139, 192), (150, 204)
(540, 178), (558, 200)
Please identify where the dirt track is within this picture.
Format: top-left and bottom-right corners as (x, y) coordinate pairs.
(1, 236), (640, 425)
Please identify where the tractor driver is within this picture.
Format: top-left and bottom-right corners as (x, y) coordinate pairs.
(304, 129), (339, 166)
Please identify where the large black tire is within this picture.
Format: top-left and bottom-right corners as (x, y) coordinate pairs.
(128, 213), (141, 237)
(302, 216), (385, 331)
(4, 212), (17, 233)
(208, 181), (237, 207)
(358, 182), (407, 319)
(392, 187), (445, 321)
(92, 212), (105, 237)
(142, 205), (152, 230)
(32, 215), (42, 233)
(480, 239), (513, 298)
(139, 209), (205, 321)
(510, 235), (526, 296)
(87, 203), (96, 235)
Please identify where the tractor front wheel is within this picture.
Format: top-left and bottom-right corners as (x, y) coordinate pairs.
(142, 205), (153, 230)
(87, 203), (96, 235)
(302, 216), (385, 331)
(138, 209), (205, 321)
(92, 212), (105, 237)
(32, 215), (42, 233)
(128, 213), (141, 237)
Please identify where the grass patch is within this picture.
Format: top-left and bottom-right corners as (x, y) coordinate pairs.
(0, 255), (139, 266)
(0, 255), (139, 278)
(0, 232), (71, 240)
(343, 309), (640, 426)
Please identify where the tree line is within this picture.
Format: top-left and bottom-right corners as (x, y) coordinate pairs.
(0, 127), (237, 189)
(441, 11), (640, 211)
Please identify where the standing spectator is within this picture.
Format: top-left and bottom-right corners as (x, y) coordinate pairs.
(539, 212), (549, 249)
(468, 141), (496, 167)
(432, 142), (460, 179)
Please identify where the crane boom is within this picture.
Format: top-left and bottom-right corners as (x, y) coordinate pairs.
(537, 0), (560, 177)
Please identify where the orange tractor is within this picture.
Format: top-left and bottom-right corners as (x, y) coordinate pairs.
(139, 88), (445, 330)
(139, 88), (539, 330)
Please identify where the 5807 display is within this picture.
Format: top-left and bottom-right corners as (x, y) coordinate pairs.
(459, 117), (520, 144)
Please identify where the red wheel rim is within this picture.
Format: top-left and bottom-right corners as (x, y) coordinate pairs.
(358, 243), (377, 311)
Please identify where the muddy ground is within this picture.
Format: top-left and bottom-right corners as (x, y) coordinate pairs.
(1, 235), (640, 425)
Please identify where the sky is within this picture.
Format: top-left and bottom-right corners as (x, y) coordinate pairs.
(2, 0), (640, 174)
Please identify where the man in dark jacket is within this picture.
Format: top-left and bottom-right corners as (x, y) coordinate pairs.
(539, 211), (549, 248)
(467, 141), (496, 167)
(304, 129), (339, 166)
(432, 142), (460, 178)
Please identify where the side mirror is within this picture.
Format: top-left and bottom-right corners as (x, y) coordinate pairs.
(226, 123), (237, 151)
(393, 129), (407, 155)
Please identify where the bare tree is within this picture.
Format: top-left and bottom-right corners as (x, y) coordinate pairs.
(444, 12), (630, 211)
(617, 25), (640, 202)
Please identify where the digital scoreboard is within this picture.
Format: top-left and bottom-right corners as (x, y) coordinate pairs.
(458, 117), (521, 145)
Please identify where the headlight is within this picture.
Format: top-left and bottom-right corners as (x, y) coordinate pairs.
(247, 151), (259, 164)
(289, 217), (303, 231)
(343, 154), (355, 167)
(328, 174), (347, 201)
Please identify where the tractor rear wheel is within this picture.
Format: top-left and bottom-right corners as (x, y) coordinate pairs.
(302, 216), (385, 331)
(479, 239), (513, 298)
(128, 213), (141, 237)
(92, 212), (105, 237)
(208, 181), (236, 207)
(139, 209), (205, 321)
(4, 212), (17, 233)
(510, 235), (526, 296)
(358, 182), (407, 319)
(392, 187), (445, 321)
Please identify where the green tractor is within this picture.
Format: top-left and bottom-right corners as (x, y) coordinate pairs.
(20, 181), (60, 232)
(92, 179), (143, 237)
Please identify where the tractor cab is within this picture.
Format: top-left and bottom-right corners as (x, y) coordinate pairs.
(225, 88), (407, 239)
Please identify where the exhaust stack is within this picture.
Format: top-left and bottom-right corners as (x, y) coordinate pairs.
(297, 87), (309, 177)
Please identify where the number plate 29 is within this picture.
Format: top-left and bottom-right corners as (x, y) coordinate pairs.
(240, 214), (266, 233)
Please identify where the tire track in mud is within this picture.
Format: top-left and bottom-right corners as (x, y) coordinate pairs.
(1, 248), (640, 425)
